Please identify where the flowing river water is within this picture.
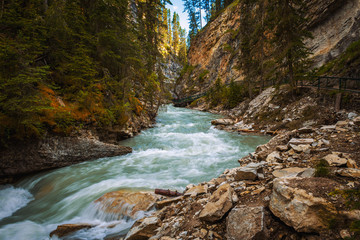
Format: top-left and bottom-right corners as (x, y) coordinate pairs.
(0, 105), (271, 240)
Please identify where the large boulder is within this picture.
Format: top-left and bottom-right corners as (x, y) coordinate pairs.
(269, 178), (338, 233)
(95, 190), (161, 219)
(199, 183), (234, 222)
(226, 206), (267, 240)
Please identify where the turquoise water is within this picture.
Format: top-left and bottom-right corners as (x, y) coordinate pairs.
(0, 105), (270, 240)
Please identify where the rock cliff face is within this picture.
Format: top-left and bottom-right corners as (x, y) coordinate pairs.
(0, 131), (132, 184)
(176, 0), (360, 97)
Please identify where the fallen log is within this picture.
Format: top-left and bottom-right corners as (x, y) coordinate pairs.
(155, 189), (183, 197)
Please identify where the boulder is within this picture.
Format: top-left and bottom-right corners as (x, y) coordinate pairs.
(323, 153), (347, 167)
(266, 151), (281, 162)
(233, 167), (258, 181)
(199, 183), (234, 222)
(125, 217), (159, 240)
(270, 178), (337, 233)
(211, 118), (235, 126)
(336, 168), (360, 178)
(290, 144), (310, 153)
(226, 206), (267, 240)
(272, 168), (315, 178)
(184, 184), (208, 197)
(95, 190), (161, 219)
(50, 224), (95, 238)
(288, 138), (314, 145)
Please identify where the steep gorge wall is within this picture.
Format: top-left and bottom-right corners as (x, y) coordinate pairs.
(176, 0), (360, 97)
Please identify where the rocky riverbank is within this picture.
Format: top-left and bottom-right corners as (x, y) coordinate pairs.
(122, 113), (360, 240)
(49, 111), (360, 240)
(47, 88), (360, 240)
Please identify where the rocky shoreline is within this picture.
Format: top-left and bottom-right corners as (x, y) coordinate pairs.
(47, 88), (360, 240)
(49, 112), (360, 240)
(0, 111), (155, 184)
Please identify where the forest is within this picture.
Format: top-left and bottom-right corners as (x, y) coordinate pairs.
(0, 0), (186, 146)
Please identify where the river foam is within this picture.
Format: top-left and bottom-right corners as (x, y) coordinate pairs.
(0, 186), (34, 221)
(0, 105), (271, 240)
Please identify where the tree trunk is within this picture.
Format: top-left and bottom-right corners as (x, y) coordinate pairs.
(1, 0), (4, 19)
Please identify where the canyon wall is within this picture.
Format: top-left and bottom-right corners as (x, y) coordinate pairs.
(175, 0), (360, 97)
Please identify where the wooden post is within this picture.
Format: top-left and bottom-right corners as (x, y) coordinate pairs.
(335, 93), (342, 112)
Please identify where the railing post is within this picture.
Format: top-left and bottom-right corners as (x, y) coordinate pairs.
(339, 78), (342, 90)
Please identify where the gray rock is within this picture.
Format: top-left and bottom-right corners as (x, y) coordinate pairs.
(226, 206), (267, 240)
(0, 133), (132, 183)
(272, 167), (315, 178)
(336, 168), (360, 178)
(266, 151), (282, 162)
(324, 153), (347, 167)
(270, 178), (337, 233)
(276, 145), (289, 152)
(348, 112), (358, 120)
(290, 144), (311, 153)
(199, 184), (234, 222)
(233, 168), (258, 181)
(298, 127), (314, 134)
(288, 138), (314, 145)
(211, 118), (234, 126)
(320, 125), (336, 131)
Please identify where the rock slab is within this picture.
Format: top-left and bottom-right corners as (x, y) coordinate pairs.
(95, 191), (160, 219)
(269, 178), (337, 233)
(226, 206), (267, 240)
(199, 183), (234, 222)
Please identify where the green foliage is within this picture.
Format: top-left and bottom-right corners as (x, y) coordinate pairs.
(206, 79), (245, 109)
(0, 0), (178, 145)
(317, 40), (360, 76)
(330, 188), (360, 238)
(315, 159), (330, 177)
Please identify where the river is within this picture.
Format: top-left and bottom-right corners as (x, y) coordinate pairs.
(0, 105), (270, 240)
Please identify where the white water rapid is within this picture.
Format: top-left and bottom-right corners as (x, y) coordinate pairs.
(0, 105), (270, 240)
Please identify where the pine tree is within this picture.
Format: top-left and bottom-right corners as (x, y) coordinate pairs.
(268, 0), (312, 89)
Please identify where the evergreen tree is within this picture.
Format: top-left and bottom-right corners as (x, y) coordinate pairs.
(268, 0), (312, 88)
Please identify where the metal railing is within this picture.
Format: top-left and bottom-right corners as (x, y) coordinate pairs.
(173, 75), (360, 106)
(299, 76), (360, 93)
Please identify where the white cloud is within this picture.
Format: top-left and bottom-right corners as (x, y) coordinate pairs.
(173, 6), (178, 10)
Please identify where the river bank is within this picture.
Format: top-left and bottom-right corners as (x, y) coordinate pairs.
(0, 106), (270, 240)
(117, 87), (360, 239)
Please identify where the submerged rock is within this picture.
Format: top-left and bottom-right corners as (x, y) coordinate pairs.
(95, 190), (161, 219)
(50, 224), (95, 238)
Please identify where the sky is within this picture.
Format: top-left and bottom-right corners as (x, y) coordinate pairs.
(166, 0), (189, 32)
